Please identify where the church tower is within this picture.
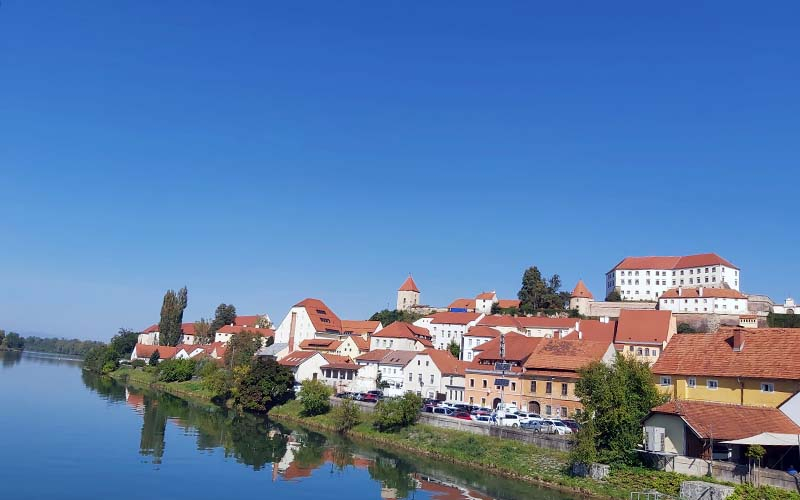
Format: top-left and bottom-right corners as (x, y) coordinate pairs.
(396, 276), (420, 311)
(569, 280), (594, 316)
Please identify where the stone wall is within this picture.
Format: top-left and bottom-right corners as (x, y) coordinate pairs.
(672, 313), (740, 332)
(661, 455), (800, 493)
(586, 301), (657, 318)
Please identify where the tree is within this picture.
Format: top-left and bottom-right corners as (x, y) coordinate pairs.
(332, 399), (362, 433)
(677, 323), (696, 334)
(224, 330), (262, 369)
(2, 332), (25, 350)
(575, 355), (668, 465)
(605, 290), (622, 302)
(83, 345), (118, 373)
(255, 315), (273, 329)
(149, 349), (161, 366)
(447, 340), (460, 359)
(369, 309), (424, 327)
(231, 357), (295, 413)
(157, 359), (196, 383)
(193, 319), (212, 345)
(158, 287), (188, 346)
(517, 266), (566, 311)
(210, 303), (237, 335)
(0, 330), (5, 346)
(376, 371), (390, 390)
(298, 379), (333, 416)
(569, 413), (599, 466)
(110, 328), (140, 358)
(373, 392), (423, 432)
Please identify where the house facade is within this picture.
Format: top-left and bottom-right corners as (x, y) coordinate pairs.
(273, 298), (343, 352)
(658, 287), (748, 314)
(406, 349), (466, 401)
(369, 322), (433, 351)
(615, 309), (676, 364)
(396, 276), (421, 311)
(464, 333), (540, 409)
(462, 326), (501, 362)
(416, 312), (483, 356)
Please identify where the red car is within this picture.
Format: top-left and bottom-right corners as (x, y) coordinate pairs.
(452, 411), (472, 421)
(361, 394), (379, 403)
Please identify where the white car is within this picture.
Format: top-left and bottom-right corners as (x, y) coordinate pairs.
(495, 402), (519, 414)
(541, 419), (573, 435)
(494, 413), (521, 427)
(433, 407), (455, 417)
(515, 412), (542, 425)
(470, 414), (492, 424)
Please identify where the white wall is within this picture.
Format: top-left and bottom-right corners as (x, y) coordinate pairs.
(463, 335), (494, 361)
(428, 315), (483, 358)
(659, 296), (748, 314)
(274, 308), (318, 351)
(369, 337), (419, 351)
(475, 298), (495, 315)
(292, 353), (327, 383)
(138, 332), (158, 345)
(406, 353), (443, 399)
(608, 264), (740, 301)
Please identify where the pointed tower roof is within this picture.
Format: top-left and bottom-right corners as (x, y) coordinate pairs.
(398, 275), (420, 293)
(571, 280), (594, 299)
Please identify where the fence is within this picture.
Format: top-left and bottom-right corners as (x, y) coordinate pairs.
(659, 455), (800, 493)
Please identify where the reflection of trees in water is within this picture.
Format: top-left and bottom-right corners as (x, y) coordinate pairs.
(0, 350), (23, 368)
(140, 394), (167, 464)
(81, 371), (127, 402)
(369, 455), (417, 499)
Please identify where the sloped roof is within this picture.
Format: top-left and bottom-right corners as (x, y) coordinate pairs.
(142, 324), (159, 334)
(133, 344), (178, 360)
(429, 312), (482, 325)
(659, 287), (747, 300)
(399, 276), (420, 292)
(497, 299), (521, 309)
(447, 298), (474, 310)
(475, 292), (496, 300)
(562, 319), (618, 343)
(465, 326), (501, 339)
(611, 253), (738, 271)
(422, 349), (467, 376)
(232, 315), (261, 327)
(649, 400), (800, 441)
(350, 336), (370, 351)
(652, 328), (800, 380)
(477, 315), (523, 330)
(279, 351), (320, 367)
(571, 280), (594, 299)
(524, 339), (611, 372)
(294, 298), (342, 334)
(356, 349), (391, 363)
(341, 320), (382, 335)
(321, 353), (352, 365)
(379, 350), (418, 366)
(473, 333), (541, 362)
(299, 339), (342, 351)
(516, 317), (577, 329)
(615, 310), (673, 344)
(371, 321), (432, 340)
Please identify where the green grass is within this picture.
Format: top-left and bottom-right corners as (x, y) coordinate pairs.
(110, 367), (216, 405)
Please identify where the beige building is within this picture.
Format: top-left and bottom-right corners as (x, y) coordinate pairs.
(397, 276), (420, 311)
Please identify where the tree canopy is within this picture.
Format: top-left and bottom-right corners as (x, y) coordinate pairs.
(224, 330), (263, 369)
(193, 319), (213, 344)
(517, 266), (568, 311)
(1, 331), (25, 350)
(369, 309), (424, 327)
(159, 287), (188, 346)
(109, 328), (140, 358)
(232, 358), (295, 413)
(210, 304), (237, 335)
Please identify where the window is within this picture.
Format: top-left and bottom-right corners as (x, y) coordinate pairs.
(545, 382), (552, 394)
(482, 379), (487, 388)
(545, 405), (552, 415)
(761, 383), (775, 393)
(644, 348), (650, 356)
(511, 382), (516, 391)
(660, 376), (672, 386)
(637, 348), (643, 356)
(707, 379), (719, 390)
(430, 374), (434, 384)
(470, 378), (474, 388)
(629, 346), (634, 352)
(469, 397), (474, 404)
(653, 349), (659, 356)
(561, 383), (568, 396)
(687, 377), (696, 388)
(530, 381), (537, 393)
(481, 398), (486, 406)
(409, 373), (413, 382)
(561, 407), (568, 418)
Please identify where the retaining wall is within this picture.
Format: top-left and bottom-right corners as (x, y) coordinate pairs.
(662, 455), (800, 493)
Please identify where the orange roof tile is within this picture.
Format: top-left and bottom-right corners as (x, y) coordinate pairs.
(341, 320), (382, 335)
(475, 292), (496, 300)
(372, 321), (432, 340)
(294, 298), (342, 334)
(473, 333), (541, 363)
(356, 349), (391, 362)
(232, 315), (261, 327)
(321, 353), (352, 365)
(142, 324), (159, 334)
(652, 328), (800, 380)
(611, 253), (738, 271)
(298, 338), (342, 351)
(465, 326), (502, 338)
(279, 351), (320, 367)
(350, 336), (370, 351)
(497, 299), (521, 309)
(571, 280), (594, 299)
(649, 400), (800, 441)
(421, 349), (466, 376)
(447, 298), (474, 310)
(524, 339), (612, 373)
(398, 276), (420, 292)
(477, 315), (523, 330)
(562, 319), (618, 343)
(659, 287), (746, 300)
(615, 310), (672, 344)
(133, 344), (178, 360)
(429, 312), (482, 325)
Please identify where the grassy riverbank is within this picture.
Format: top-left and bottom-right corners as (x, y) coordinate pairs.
(269, 401), (800, 500)
(110, 367), (217, 405)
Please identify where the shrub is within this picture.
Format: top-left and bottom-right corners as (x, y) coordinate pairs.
(83, 346), (118, 373)
(373, 392), (422, 432)
(149, 350), (161, 366)
(298, 379), (333, 416)
(131, 359), (146, 369)
(677, 322), (696, 333)
(202, 367), (233, 399)
(157, 359), (196, 383)
(332, 399), (361, 433)
(232, 358), (295, 413)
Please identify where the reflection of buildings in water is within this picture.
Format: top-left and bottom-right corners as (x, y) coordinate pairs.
(414, 474), (493, 500)
(272, 435), (301, 480)
(125, 388), (145, 413)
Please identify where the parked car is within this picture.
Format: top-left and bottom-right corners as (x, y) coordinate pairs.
(452, 411), (472, 421)
(471, 407), (492, 415)
(515, 412), (542, 425)
(367, 390), (384, 397)
(521, 420), (545, 431)
(495, 402), (519, 414)
(432, 407), (455, 417)
(494, 413), (521, 427)
(422, 404), (436, 413)
(361, 394), (379, 403)
(470, 414), (492, 424)
(541, 419), (572, 435)
(561, 419), (580, 432)
(335, 392), (353, 399)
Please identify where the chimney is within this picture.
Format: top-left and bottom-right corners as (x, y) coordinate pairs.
(733, 330), (745, 352)
(699, 287), (704, 297)
(287, 311), (298, 353)
(578, 329), (583, 340)
(678, 287), (683, 297)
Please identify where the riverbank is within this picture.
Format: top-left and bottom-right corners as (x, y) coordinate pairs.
(109, 367), (217, 406)
(269, 400), (800, 500)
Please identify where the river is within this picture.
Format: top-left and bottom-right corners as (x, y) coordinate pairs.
(0, 351), (577, 500)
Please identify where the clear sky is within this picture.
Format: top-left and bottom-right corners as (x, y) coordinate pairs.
(2, 1), (799, 340)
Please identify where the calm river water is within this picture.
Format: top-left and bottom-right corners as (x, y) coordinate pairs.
(0, 351), (576, 500)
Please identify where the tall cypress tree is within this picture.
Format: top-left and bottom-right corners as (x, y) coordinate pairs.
(158, 286), (188, 346)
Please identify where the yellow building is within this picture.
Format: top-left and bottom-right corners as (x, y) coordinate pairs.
(615, 309), (676, 365)
(652, 328), (800, 408)
(464, 332), (539, 409)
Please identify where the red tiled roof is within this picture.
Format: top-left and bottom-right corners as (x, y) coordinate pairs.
(133, 344), (178, 360)
(429, 312), (482, 325)
(341, 320), (381, 335)
(350, 336), (370, 351)
(649, 400), (800, 441)
(355, 349), (391, 363)
(615, 310), (673, 344)
(447, 298), (474, 310)
(232, 315), (261, 327)
(611, 253), (738, 271)
(372, 321), (432, 340)
(473, 333), (541, 362)
(652, 328), (800, 380)
(294, 298), (342, 334)
(516, 317), (578, 329)
(321, 353), (352, 365)
(477, 315), (523, 330)
(279, 351), (320, 367)
(379, 350), (418, 366)
(422, 349), (466, 376)
(524, 339), (612, 372)
(299, 339), (342, 351)
(475, 292), (496, 300)
(465, 326), (502, 339)
(571, 280), (594, 299)
(497, 299), (521, 309)
(142, 324), (159, 334)
(562, 319), (618, 343)
(180, 323), (197, 335)
(659, 287), (746, 300)
(399, 276), (420, 292)
(217, 325), (275, 337)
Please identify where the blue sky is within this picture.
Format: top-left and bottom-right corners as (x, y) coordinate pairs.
(2, 1), (798, 340)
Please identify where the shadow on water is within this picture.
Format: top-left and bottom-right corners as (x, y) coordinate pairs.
(81, 371), (575, 500)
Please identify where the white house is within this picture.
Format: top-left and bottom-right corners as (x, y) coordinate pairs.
(658, 287), (748, 314)
(475, 315), (523, 335)
(416, 312), (483, 357)
(462, 326), (501, 362)
(355, 349), (417, 397)
(516, 317), (578, 338)
(773, 298), (798, 315)
(138, 325), (160, 345)
(273, 298), (344, 352)
(606, 253), (740, 302)
(318, 354), (361, 394)
(369, 321), (433, 351)
(130, 343), (178, 362)
(278, 351), (328, 390)
(406, 349), (466, 401)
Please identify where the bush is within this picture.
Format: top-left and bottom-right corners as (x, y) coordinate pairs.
(232, 358), (295, 413)
(149, 350), (160, 366)
(202, 366), (233, 399)
(373, 392), (422, 432)
(677, 323), (696, 333)
(83, 346), (118, 373)
(332, 399), (361, 433)
(298, 379), (333, 416)
(131, 359), (146, 369)
(157, 359), (196, 383)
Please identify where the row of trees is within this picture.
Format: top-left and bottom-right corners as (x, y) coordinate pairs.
(83, 329), (141, 373)
(369, 309), (425, 326)
(17, 336), (104, 357)
(0, 330), (25, 350)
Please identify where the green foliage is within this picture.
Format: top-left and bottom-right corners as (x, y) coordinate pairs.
(447, 340), (461, 359)
(298, 379), (333, 416)
(224, 330), (262, 368)
(677, 322), (696, 333)
(575, 355), (668, 466)
(745, 444), (766, 461)
(369, 309), (425, 327)
(767, 313), (800, 328)
(0, 330), (4, 346)
(83, 345), (118, 373)
(202, 365), (233, 399)
(569, 414), (598, 466)
(517, 266), (567, 311)
(373, 392), (423, 432)
(149, 349), (161, 366)
(376, 371), (390, 389)
(131, 359), (146, 368)
(232, 358), (295, 413)
(605, 290), (622, 302)
(192, 318), (212, 345)
(158, 286), (188, 346)
(15, 336), (104, 356)
(210, 303), (237, 335)
(110, 328), (140, 358)
(729, 483), (800, 500)
(368, 455), (417, 498)
(1, 331), (25, 350)
(157, 359), (197, 383)
(331, 399), (361, 432)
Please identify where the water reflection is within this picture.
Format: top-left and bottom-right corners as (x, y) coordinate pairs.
(1, 350), (23, 368)
(80, 372), (572, 500)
